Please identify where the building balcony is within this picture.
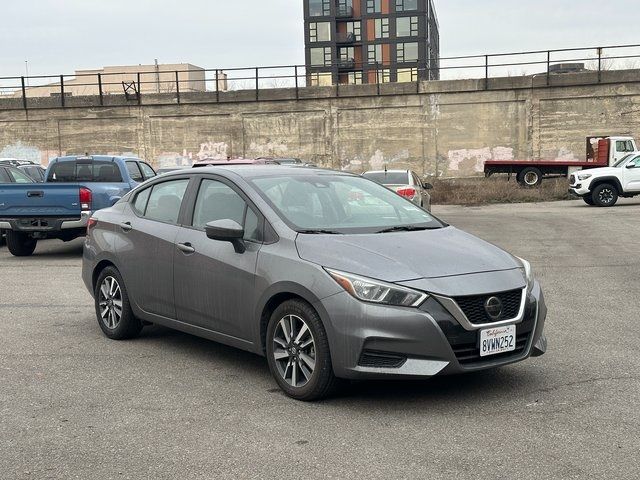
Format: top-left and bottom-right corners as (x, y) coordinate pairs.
(335, 6), (354, 18)
(336, 32), (357, 44)
(337, 58), (356, 70)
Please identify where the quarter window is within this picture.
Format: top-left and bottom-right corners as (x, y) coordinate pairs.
(143, 179), (189, 224)
(139, 162), (157, 179)
(8, 168), (33, 183)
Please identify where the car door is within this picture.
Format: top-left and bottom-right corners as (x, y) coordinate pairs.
(623, 155), (640, 192)
(173, 176), (263, 340)
(115, 177), (192, 320)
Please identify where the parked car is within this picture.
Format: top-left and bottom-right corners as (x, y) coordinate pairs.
(363, 169), (433, 211)
(0, 155), (156, 256)
(82, 166), (547, 401)
(193, 158), (280, 168)
(569, 150), (640, 206)
(157, 166), (191, 175)
(0, 165), (35, 246)
(256, 157), (317, 167)
(18, 164), (46, 182)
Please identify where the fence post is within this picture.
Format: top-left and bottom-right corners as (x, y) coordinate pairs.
(213, 70), (219, 103)
(484, 55), (489, 90)
(255, 67), (259, 101)
(21, 76), (27, 110)
(546, 51), (551, 86)
(175, 71), (180, 104)
(137, 72), (141, 104)
(294, 65), (299, 100)
(597, 48), (602, 83)
(98, 73), (103, 106)
(60, 75), (65, 107)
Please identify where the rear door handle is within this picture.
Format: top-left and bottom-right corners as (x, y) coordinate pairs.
(120, 222), (133, 232)
(177, 242), (195, 254)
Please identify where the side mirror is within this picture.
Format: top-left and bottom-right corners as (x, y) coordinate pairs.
(423, 182), (434, 190)
(626, 163), (636, 169)
(205, 219), (245, 253)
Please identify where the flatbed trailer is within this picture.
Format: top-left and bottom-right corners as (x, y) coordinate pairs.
(483, 136), (637, 187)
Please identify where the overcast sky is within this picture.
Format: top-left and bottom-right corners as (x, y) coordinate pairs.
(2, 0), (640, 79)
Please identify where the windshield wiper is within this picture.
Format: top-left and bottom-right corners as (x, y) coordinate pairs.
(297, 229), (343, 235)
(376, 225), (439, 233)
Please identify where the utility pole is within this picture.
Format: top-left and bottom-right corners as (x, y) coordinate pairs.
(154, 59), (160, 93)
(25, 60), (29, 86)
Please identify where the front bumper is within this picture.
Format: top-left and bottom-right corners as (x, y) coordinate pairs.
(318, 281), (547, 380)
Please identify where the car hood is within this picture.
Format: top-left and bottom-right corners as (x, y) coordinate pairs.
(295, 226), (522, 285)
(581, 166), (620, 177)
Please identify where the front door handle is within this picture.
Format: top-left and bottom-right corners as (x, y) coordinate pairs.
(120, 222), (133, 232)
(177, 242), (195, 254)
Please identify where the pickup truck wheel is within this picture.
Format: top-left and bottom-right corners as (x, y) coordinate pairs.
(583, 196), (595, 205)
(592, 184), (619, 207)
(94, 266), (142, 340)
(6, 231), (37, 257)
(0, 229), (5, 247)
(518, 167), (543, 187)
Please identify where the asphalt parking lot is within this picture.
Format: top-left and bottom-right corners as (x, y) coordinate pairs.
(1, 198), (639, 480)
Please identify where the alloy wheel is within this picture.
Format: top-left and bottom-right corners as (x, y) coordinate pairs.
(598, 188), (614, 204)
(98, 276), (123, 330)
(272, 314), (316, 388)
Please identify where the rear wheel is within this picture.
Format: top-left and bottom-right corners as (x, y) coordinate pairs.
(592, 183), (619, 207)
(6, 231), (37, 257)
(94, 266), (142, 340)
(266, 299), (337, 401)
(0, 229), (5, 247)
(518, 167), (543, 187)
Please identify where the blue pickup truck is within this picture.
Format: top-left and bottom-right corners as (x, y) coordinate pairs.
(0, 155), (156, 256)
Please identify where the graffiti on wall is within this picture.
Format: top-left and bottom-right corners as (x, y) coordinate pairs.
(156, 141), (230, 167)
(341, 149), (411, 172)
(0, 142), (60, 166)
(447, 147), (515, 173)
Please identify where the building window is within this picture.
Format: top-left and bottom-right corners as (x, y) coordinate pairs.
(376, 69), (391, 83)
(348, 72), (363, 85)
(346, 21), (361, 41)
(397, 68), (418, 82)
(396, 16), (418, 37)
(397, 42), (418, 62)
(367, 44), (382, 64)
(396, 0), (418, 11)
(339, 47), (356, 61)
(374, 18), (389, 38)
(309, 22), (332, 42)
(309, 0), (330, 16)
(309, 72), (333, 86)
(367, 0), (381, 13)
(310, 47), (332, 66)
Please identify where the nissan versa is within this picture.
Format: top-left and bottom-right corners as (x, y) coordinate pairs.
(82, 166), (547, 400)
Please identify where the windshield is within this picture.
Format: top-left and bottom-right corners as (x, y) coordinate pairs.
(613, 154), (635, 168)
(250, 174), (444, 234)
(363, 171), (410, 185)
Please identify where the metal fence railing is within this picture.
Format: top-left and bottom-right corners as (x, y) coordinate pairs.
(1, 43), (639, 110)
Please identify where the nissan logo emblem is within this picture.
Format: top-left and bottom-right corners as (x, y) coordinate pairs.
(484, 296), (503, 320)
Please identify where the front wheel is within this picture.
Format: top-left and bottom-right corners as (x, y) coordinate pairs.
(583, 195), (595, 206)
(94, 266), (142, 340)
(592, 183), (619, 207)
(6, 231), (37, 257)
(266, 299), (338, 401)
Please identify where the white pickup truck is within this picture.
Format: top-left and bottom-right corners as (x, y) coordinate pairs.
(569, 150), (640, 207)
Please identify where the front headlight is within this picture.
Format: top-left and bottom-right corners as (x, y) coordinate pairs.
(516, 256), (534, 292)
(325, 268), (428, 307)
(577, 173), (592, 181)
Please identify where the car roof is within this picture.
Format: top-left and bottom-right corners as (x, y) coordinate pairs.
(161, 165), (354, 180)
(51, 155), (141, 163)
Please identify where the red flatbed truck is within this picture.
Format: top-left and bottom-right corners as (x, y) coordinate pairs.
(483, 136), (637, 187)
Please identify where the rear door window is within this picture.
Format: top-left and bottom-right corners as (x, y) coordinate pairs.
(143, 179), (190, 224)
(47, 161), (123, 182)
(0, 168), (11, 183)
(139, 162), (157, 180)
(8, 168), (34, 183)
(126, 161), (144, 182)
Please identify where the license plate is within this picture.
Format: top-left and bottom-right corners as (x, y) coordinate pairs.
(480, 324), (516, 357)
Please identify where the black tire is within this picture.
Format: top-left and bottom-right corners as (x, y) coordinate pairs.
(517, 167), (543, 187)
(0, 229), (5, 247)
(592, 183), (619, 207)
(94, 266), (142, 340)
(266, 299), (338, 401)
(6, 231), (37, 257)
(583, 195), (595, 205)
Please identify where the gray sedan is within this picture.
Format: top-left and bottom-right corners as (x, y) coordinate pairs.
(82, 166), (547, 401)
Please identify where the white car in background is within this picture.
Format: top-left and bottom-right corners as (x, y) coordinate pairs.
(362, 169), (433, 211)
